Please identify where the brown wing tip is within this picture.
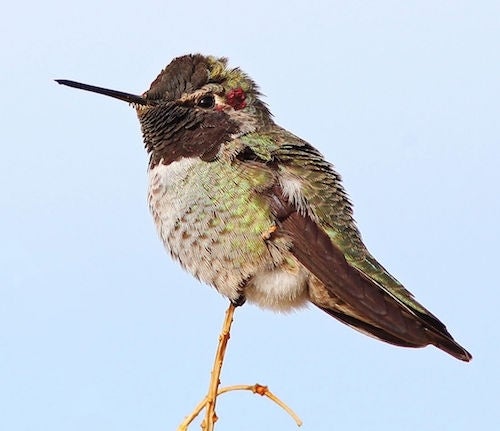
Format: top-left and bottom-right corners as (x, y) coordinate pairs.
(433, 337), (472, 362)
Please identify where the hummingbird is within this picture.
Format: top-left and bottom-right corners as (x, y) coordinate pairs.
(57, 54), (471, 362)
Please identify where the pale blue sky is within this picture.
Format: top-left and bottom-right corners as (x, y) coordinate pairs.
(1, 1), (499, 430)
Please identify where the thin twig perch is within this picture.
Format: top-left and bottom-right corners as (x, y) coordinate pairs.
(176, 303), (302, 430)
(202, 303), (235, 430)
(177, 383), (303, 430)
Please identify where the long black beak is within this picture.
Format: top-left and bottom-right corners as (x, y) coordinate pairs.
(55, 79), (152, 106)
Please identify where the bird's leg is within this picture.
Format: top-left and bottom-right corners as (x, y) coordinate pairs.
(202, 302), (236, 431)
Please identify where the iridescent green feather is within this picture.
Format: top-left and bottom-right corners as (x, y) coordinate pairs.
(255, 128), (432, 316)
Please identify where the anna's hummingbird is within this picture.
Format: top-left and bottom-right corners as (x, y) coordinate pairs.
(57, 54), (471, 362)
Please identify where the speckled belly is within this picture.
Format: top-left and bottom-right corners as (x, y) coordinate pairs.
(148, 157), (310, 310)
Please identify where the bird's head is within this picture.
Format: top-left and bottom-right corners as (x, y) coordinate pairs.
(57, 54), (272, 167)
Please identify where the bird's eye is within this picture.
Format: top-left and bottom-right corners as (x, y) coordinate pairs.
(197, 94), (215, 109)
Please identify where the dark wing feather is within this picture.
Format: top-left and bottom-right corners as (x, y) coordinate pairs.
(268, 188), (471, 361)
(238, 129), (471, 361)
